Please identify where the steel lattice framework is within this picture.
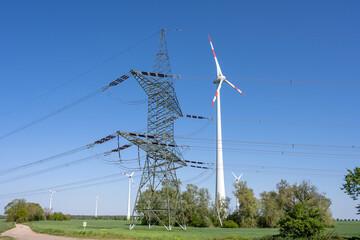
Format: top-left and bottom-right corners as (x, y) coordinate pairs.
(118, 29), (186, 230)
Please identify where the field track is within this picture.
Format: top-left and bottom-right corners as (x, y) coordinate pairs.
(1, 224), (98, 240)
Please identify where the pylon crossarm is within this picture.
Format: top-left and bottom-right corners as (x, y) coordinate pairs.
(117, 131), (187, 166)
(131, 70), (182, 116)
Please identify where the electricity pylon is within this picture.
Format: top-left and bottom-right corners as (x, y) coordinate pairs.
(118, 29), (186, 230)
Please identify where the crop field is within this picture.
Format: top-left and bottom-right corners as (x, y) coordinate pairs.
(0, 219), (15, 240)
(27, 220), (360, 240)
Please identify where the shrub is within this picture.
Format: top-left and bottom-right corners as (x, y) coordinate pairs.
(222, 220), (239, 228)
(278, 203), (325, 238)
(16, 208), (28, 223)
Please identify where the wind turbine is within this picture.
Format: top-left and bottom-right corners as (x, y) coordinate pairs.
(121, 168), (137, 220)
(47, 187), (58, 212)
(95, 194), (99, 219)
(231, 172), (243, 210)
(208, 35), (245, 209)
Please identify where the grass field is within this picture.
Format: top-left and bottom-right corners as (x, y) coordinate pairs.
(0, 219), (15, 240)
(26, 220), (360, 240)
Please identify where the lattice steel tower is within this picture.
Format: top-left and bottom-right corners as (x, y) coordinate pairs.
(118, 29), (186, 230)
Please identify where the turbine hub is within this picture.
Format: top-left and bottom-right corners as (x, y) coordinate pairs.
(214, 75), (225, 84)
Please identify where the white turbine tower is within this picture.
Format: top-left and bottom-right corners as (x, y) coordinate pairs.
(208, 35), (246, 209)
(95, 194), (99, 219)
(232, 172), (243, 210)
(47, 187), (58, 212)
(121, 168), (137, 220)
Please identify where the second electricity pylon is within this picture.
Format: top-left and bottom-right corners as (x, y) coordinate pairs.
(118, 29), (186, 230)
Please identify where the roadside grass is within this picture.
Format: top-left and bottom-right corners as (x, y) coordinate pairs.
(0, 219), (15, 240)
(26, 220), (360, 240)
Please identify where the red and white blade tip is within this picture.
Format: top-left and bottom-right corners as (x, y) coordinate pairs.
(211, 92), (218, 107)
(225, 80), (246, 96)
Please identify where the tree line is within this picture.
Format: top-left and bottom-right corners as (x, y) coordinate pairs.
(135, 179), (334, 232)
(4, 199), (70, 223)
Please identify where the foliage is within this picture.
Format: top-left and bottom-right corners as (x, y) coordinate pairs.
(182, 184), (212, 227)
(4, 198), (69, 223)
(231, 181), (259, 228)
(16, 208), (28, 223)
(4, 199), (27, 222)
(25, 203), (44, 221)
(258, 191), (281, 228)
(258, 180), (334, 228)
(47, 212), (70, 221)
(342, 167), (360, 215)
(278, 203), (326, 238)
(222, 220), (239, 228)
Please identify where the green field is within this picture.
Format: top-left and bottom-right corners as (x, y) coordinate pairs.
(26, 220), (360, 240)
(0, 219), (15, 240)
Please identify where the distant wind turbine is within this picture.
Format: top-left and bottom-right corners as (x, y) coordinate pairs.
(231, 172), (243, 210)
(47, 187), (58, 211)
(208, 35), (246, 209)
(121, 168), (137, 220)
(95, 194), (99, 219)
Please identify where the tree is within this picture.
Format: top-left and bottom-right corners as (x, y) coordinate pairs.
(16, 208), (28, 223)
(342, 167), (360, 214)
(258, 190), (281, 228)
(4, 199), (45, 222)
(26, 203), (44, 221)
(279, 203), (325, 238)
(258, 180), (333, 228)
(230, 181), (259, 227)
(182, 184), (212, 227)
(4, 199), (27, 222)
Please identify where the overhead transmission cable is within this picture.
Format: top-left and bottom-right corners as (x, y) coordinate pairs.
(175, 136), (360, 151)
(0, 30), (160, 119)
(0, 131), (126, 176)
(0, 73), (131, 141)
(186, 145), (360, 159)
(0, 172), (122, 198)
(180, 75), (360, 87)
(180, 113), (360, 129)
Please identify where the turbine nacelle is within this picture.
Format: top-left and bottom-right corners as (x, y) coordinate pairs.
(214, 75), (226, 84)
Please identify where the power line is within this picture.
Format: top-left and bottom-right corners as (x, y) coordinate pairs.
(0, 131), (123, 176)
(180, 75), (360, 87)
(0, 172), (122, 198)
(0, 154), (101, 184)
(0, 144), (136, 184)
(0, 73), (130, 141)
(187, 145), (360, 159)
(175, 136), (360, 151)
(185, 29), (360, 37)
(0, 30), (160, 119)
(0, 145), (89, 176)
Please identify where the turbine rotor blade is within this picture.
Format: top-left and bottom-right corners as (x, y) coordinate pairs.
(130, 168), (138, 177)
(211, 80), (224, 106)
(231, 171), (238, 180)
(131, 178), (135, 190)
(208, 35), (223, 77)
(120, 171), (129, 177)
(238, 173), (243, 180)
(224, 79), (246, 96)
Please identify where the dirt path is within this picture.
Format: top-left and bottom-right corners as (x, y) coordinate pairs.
(0, 224), (98, 240)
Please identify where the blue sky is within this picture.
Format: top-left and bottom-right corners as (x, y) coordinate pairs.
(0, 0), (360, 219)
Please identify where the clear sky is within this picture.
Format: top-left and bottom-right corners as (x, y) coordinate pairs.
(0, 0), (359, 219)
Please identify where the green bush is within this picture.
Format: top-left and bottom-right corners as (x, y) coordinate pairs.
(278, 203), (325, 238)
(222, 220), (239, 228)
(16, 208), (28, 223)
